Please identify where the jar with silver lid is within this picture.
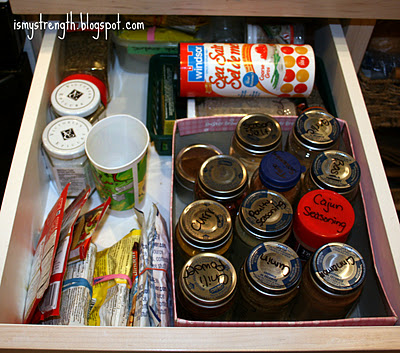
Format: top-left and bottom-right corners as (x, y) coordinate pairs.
(230, 114), (282, 178)
(41, 116), (95, 197)
(174, 144), (222, 202)
(301, 150), (361, 201)
(236, 241), (302, 321)
(177, 253), (237, 321)
(50, 79), (105, 124)
(290, 242), (366, 321)
(195, 155), (248, 219)
(286, 108), (341, 169)
(175, 200), (233, 263)
(233, 190), (293, 265)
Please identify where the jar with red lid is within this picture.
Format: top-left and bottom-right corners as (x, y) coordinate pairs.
(230, 114), (282, 178)
(194, 155), (248, 219)
(60, 29), (111, 105)
(250, 151), (304, 206)
(292, 189), (355, 263)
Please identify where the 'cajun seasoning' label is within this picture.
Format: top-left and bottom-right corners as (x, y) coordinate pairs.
(180, 43), (315, 98)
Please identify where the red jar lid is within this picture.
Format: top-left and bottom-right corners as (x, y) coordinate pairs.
(62, 73), (108, 107)
(293, 189), (355, 250)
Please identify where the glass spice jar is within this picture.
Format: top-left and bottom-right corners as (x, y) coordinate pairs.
(175, 199), (233, 262)
(176, 253), (237, 321)
(236, 241), (302, 321)
(41, 116), (95, 197)
(230, 113), (282, 178)
(285, 107), (341, 169)
(50, 79), (106, 124)
(233, 190), (293, 266)
(59, 29), (111, 104)
(290, 242), (366, 321)
(175, 144), (222, 202)
(250, 151), (304, 206)
(292, 189), (355, 263)
(195, 155), (248, 219)
(301, 150), (361, 202)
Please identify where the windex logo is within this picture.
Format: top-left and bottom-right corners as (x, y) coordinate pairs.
(67, 89), (84, 101)
(61, 128), (76, 140)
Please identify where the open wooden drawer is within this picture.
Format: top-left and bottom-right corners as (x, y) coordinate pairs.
(0, 22), (400, 352)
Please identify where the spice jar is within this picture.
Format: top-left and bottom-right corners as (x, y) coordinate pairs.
(175, 144), (222, 202)
(250, 151), (304, 205)
(60, 30), (111, 104)
(233, 190), (293, 265)
(230, 114), (282, 178)
(290, 242), (366, 321)
(301, 150), (361, 202)
(195, 155), (248, 218)
(41, 116), (95, 197)
(175, 200), (233, 262)
(286, 108), (341, 169)
(292, 189), (355, 263)
(177, 253), (237, 321)
(237, 241), (302, 321)
(50, 79), (106, 124)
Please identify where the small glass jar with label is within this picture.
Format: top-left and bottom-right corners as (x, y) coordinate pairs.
(286, 108), (341, 169)
(175, 144), (222, 202)
(237, 241), (302, 321)
(301, 150), (361, 202)
(234, 190), (293, 265)
(290, 242), (366, 321)
(41, 116), (95, 197)
(230, 114), (282, 177)
(292, 189), (355, 263)
(50, 79), (105, 124)
(194, 155), (248, 219)
(250, 151), (304, 205)
(175, 200), (233, 262)
(177, 253), (237, 321)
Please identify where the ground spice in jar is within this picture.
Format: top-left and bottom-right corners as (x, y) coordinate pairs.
(175, 144), (222, 202)
(195, 155), (248, 219)
(290, 242), (366, 321)
(177, 253), (237, 321)
(230, 114), (282, 178)
(250, 151), (304, 206)
(175, 200), (233, 263)
(233, 190), (293, 266)
(285, 107), (341, 169)
(292, 189), (355, 263)
(236, 241), (302, 321)
(60, 30), (111, 104)
(301, 150), (361, 202)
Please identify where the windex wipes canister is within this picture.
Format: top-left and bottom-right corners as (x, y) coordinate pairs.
(180, 43), (315, 98)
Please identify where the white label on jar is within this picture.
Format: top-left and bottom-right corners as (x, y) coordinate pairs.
(53, 166), (88, 197)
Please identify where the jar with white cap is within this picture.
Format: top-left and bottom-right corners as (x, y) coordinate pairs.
(41, 116), (95, 197)
(49, 79), (105, 124)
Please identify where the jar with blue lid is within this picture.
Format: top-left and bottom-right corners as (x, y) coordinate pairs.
(290, 242), (366, 321)
(302, 150), (361, 201)
(236, 241), (302, 321)
(286, 108), (341, 169)
(233, 190), (293, 264)
(250, 151), (305, 205)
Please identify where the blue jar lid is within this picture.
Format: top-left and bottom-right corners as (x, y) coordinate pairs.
(259, 151), (304, 191)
